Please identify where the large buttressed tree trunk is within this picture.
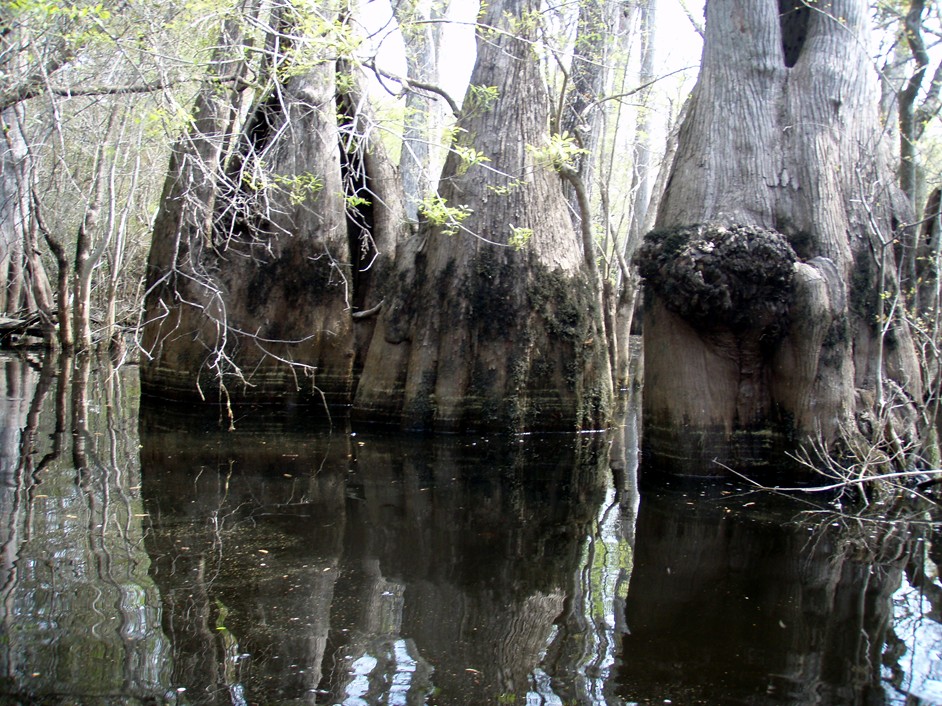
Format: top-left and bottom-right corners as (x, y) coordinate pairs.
(353, 0), (613, 432)
(638, 0), (923, 474)
(141, 2), (400, 408)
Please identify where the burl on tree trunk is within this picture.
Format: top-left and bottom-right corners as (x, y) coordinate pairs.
(639, 0), (923, 475)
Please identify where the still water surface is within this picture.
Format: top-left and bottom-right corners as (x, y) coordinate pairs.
(0, 355), (940, 705)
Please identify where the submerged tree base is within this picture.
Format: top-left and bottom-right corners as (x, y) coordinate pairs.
(641, 417), (798, 477)
(140, 362), (354, 409)
(636, 224), (803, 475)
(353, 245), (613, 434)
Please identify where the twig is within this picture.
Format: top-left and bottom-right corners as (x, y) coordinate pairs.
(352, 299), (384, 319)
(715, 459), (941, 494)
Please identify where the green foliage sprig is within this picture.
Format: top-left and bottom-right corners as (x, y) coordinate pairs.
(419, 194), (472, 236)
(528, 132), (587, 172)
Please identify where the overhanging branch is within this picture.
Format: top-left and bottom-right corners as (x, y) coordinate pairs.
(364, 60), (460, 117)
(0, 74), (244, 113)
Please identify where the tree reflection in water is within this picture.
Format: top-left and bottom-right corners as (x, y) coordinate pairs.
(0, 356), (940, 704)
(616, 476), (942, 705)
(0, 354), (168, 703)
(138, 406), (613, 704)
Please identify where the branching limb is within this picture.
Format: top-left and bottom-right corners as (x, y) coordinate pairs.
(363, 59), (460, 117)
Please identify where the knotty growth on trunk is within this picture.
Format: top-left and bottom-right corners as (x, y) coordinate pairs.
(638, 0), (923, 475)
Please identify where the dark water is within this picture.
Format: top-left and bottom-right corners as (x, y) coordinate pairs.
(0, 355), (940, 705)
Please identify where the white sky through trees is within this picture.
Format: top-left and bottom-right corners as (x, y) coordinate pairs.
(357, 0), (704, 108)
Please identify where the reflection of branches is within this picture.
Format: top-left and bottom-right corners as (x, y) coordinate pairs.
(541, 470), (635, 705)
(0, 354), (55, 630)
(721, 436), (940, 509)
(904, 534), (942, 623)
(878, 518), (942, 702)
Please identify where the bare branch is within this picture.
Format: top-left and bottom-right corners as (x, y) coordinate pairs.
(676, 0), (705, 38)
(364, 59), (460, 116)
(0, 73), (246, 114)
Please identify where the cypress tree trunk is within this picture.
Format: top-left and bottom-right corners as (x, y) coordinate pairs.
(353, 0), (613, 432)
(140, 4), (403, 409)
(638, 0), (923, 474)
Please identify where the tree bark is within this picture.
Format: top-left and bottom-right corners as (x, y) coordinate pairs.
(353, 0), (613, 432)
(0, 107), (29, 317)
(393, 0), (447, 223)
(639, 0), (923, 475)
(140, 4), (405, 410)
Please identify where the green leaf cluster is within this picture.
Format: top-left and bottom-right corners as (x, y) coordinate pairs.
(528, 132), (587, 172)
(419, 194), (472, 236)
(508, 225), (533, 250)
(242, 165), (324, 206)
(463, 84), (499, 117)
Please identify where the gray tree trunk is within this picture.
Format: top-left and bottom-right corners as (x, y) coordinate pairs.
(141, 4), (404, 409)
(638, 0), (923, 475)
(393, 0), (446, 223)
(0, 107), (29, 316)
(613, 0), (659, 389)
(353, 0), (613, 432)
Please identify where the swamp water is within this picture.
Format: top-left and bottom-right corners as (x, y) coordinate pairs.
(0, 354), (940, 705)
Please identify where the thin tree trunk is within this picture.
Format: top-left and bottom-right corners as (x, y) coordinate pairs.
(0, 105), (60, 345)
(0, 106), (31, 317)
(561, 0), (635, 387)
(23, 208), (56, 343)
(559, 0), (613, 206)
(613, 0), (659, 388)
(31, 192), (72, 351)
(104, 123), (142, 350)
(393, 0), (447, 222)
(898, 0), (928, 291)
(625, 0), (657, 256)
(72, 126), (110, 353)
